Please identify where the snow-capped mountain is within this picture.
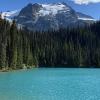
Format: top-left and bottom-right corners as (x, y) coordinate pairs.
(1, 3), (95, 31)
(1, 10), (20, 22)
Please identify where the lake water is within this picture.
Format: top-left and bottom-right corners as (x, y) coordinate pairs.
(0, 68), (100, 100)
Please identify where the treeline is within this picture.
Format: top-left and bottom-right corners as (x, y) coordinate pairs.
(30, 22), (100, 68)
(0, 16), (100, 69)
(0, 17), (35, 70)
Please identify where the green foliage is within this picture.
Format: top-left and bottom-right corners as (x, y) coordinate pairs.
(0, 16), (100, 69)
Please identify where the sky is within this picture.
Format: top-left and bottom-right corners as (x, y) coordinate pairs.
(0, 0), (100, 19)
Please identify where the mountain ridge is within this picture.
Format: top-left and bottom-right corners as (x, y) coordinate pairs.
(1, 3), (95, 31)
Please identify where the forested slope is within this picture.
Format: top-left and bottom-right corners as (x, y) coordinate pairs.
(0, 15), (100, 69)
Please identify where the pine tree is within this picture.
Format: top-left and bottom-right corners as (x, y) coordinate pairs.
(9, 20), (18, 69)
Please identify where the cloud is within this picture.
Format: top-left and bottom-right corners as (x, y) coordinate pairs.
(73, 0), (100, 4)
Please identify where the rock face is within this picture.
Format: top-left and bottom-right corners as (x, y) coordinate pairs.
(2, 3), (95, 31)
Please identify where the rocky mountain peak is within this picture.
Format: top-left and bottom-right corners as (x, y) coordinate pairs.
(1, 2), (95, 31)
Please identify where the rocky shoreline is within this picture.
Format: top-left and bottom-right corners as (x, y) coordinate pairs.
(0, 65), (37, 72)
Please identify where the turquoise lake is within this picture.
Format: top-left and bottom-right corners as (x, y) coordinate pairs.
(0, 68), (100, 100)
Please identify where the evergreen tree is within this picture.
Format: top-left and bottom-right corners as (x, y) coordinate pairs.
(0, 16), (100, 69)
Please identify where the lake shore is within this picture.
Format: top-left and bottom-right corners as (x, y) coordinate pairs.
(0, 64), (38, 72)
(0, 67), (34, 72)
(0, 67), (98, 72)
(0, 68), (23, 72)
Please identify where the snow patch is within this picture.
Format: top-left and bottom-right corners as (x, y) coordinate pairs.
(38, 3), (70, 16)
(1, 10), (20, 22)
(19, 16), (26, 18)
(78, 17), (95, 21)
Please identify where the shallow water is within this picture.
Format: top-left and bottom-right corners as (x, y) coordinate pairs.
(0, 68), (100, 100)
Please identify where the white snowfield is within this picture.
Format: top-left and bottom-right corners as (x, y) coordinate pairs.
(78, 17), (95, 21)
(1, 10), (20, 22)
(38, 3), (70, 16)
